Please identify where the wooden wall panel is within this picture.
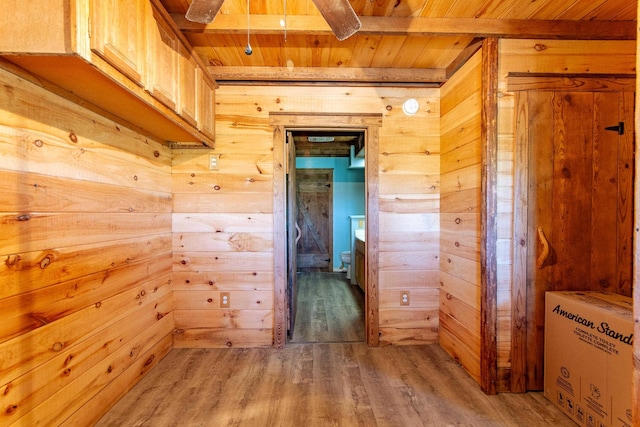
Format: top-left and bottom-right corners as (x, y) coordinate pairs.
(439, 50), (483, 385)
(499, 40), (636, 75)
(0, 257), (170, 344)
(0, 63), (174, 425)
(0, 235), (171, 299)
(0, 293), (172, 424)
(174, 85), (440, 347)
(172, 143), (276, 348)
(499, 39), (636, 392)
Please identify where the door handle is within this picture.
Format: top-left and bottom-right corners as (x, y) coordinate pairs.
(536, 226), (550, 269)
(295, 222), (302, 245)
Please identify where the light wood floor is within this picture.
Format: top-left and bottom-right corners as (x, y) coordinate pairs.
(97, 272), (574, 426)
(290, 272), (365, 343)
(97, 343), (575, 426)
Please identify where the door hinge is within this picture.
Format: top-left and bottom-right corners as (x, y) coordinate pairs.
(605, 122), (624, 135)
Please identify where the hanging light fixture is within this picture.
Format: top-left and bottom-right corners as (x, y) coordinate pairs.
(244, 0), (252, 55)
(282, 0), (287, 41)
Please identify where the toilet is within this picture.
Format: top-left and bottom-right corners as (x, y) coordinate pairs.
(339, 251), (351, 279)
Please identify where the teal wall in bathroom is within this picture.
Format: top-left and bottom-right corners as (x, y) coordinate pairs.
(296, 157), (365, 269)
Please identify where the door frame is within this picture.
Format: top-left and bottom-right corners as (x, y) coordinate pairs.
(271, 112), (383, 348)
(509, 74), (636, 392)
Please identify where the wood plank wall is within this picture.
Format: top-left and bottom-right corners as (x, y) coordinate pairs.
(0, 63), (174, 425)
(439, 51), (483, 384)
(498, 39), (636, 392)
(172, 85), (441, 347)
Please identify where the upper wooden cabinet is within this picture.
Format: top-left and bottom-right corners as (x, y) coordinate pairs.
(0, 0), (215, 147)
(147, 2), (179, 111)
(178, 44), (198, 128)
(90, 0), (147, 86)
(197, 68), (216, 140)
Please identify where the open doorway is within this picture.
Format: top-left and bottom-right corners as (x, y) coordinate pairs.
(288, 130), (366, 343)
(270, 112), (382, 349)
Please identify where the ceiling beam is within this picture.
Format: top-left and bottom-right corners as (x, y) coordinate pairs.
(446, 38), (484, 79)
(207, 66), (447, 83)
(171, 14), (636, 40)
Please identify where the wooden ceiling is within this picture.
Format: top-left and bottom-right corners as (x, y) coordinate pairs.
(160, 0), (635, 85)
(293, 130), (364, 157)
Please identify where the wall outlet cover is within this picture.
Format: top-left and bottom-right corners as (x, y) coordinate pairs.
(400, 291), (410, 306)
(220, 292), (230, 307)
(209, 154), (220, 170)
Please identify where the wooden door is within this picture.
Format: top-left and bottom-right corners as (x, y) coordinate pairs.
(296, 169), (333, 272)
(522, 90), (634, 390)
(286, 132), (298, 338)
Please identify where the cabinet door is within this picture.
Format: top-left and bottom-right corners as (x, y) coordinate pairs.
(178, 43), (198, 127)
(197, 69), (215, 139)
(90, 0), (146, 85)
(147, 4), (178, 110)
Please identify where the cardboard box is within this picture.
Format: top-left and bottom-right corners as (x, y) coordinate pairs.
(544, 291), (633, 427)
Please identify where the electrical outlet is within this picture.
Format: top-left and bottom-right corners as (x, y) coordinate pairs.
(400, 291), (410, 306)
(209, 154), (220, 170)
(220, 292), (230, 308)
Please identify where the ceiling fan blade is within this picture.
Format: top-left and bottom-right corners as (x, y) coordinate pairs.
(185, 0), (225, 24)
(311, 0), (362, 41)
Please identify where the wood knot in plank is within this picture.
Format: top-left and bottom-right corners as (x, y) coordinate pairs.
(144, 355), (155, 366)
(16, 214), (31, 221)
(40, 255), (52, 269)
(64, 354), (74, 367)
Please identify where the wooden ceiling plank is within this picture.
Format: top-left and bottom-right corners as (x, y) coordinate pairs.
(171, 14), (636, 40)
(207, 66), (448, 82)
(348, 34), (383, 68)
(581, 0), (636, 20)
